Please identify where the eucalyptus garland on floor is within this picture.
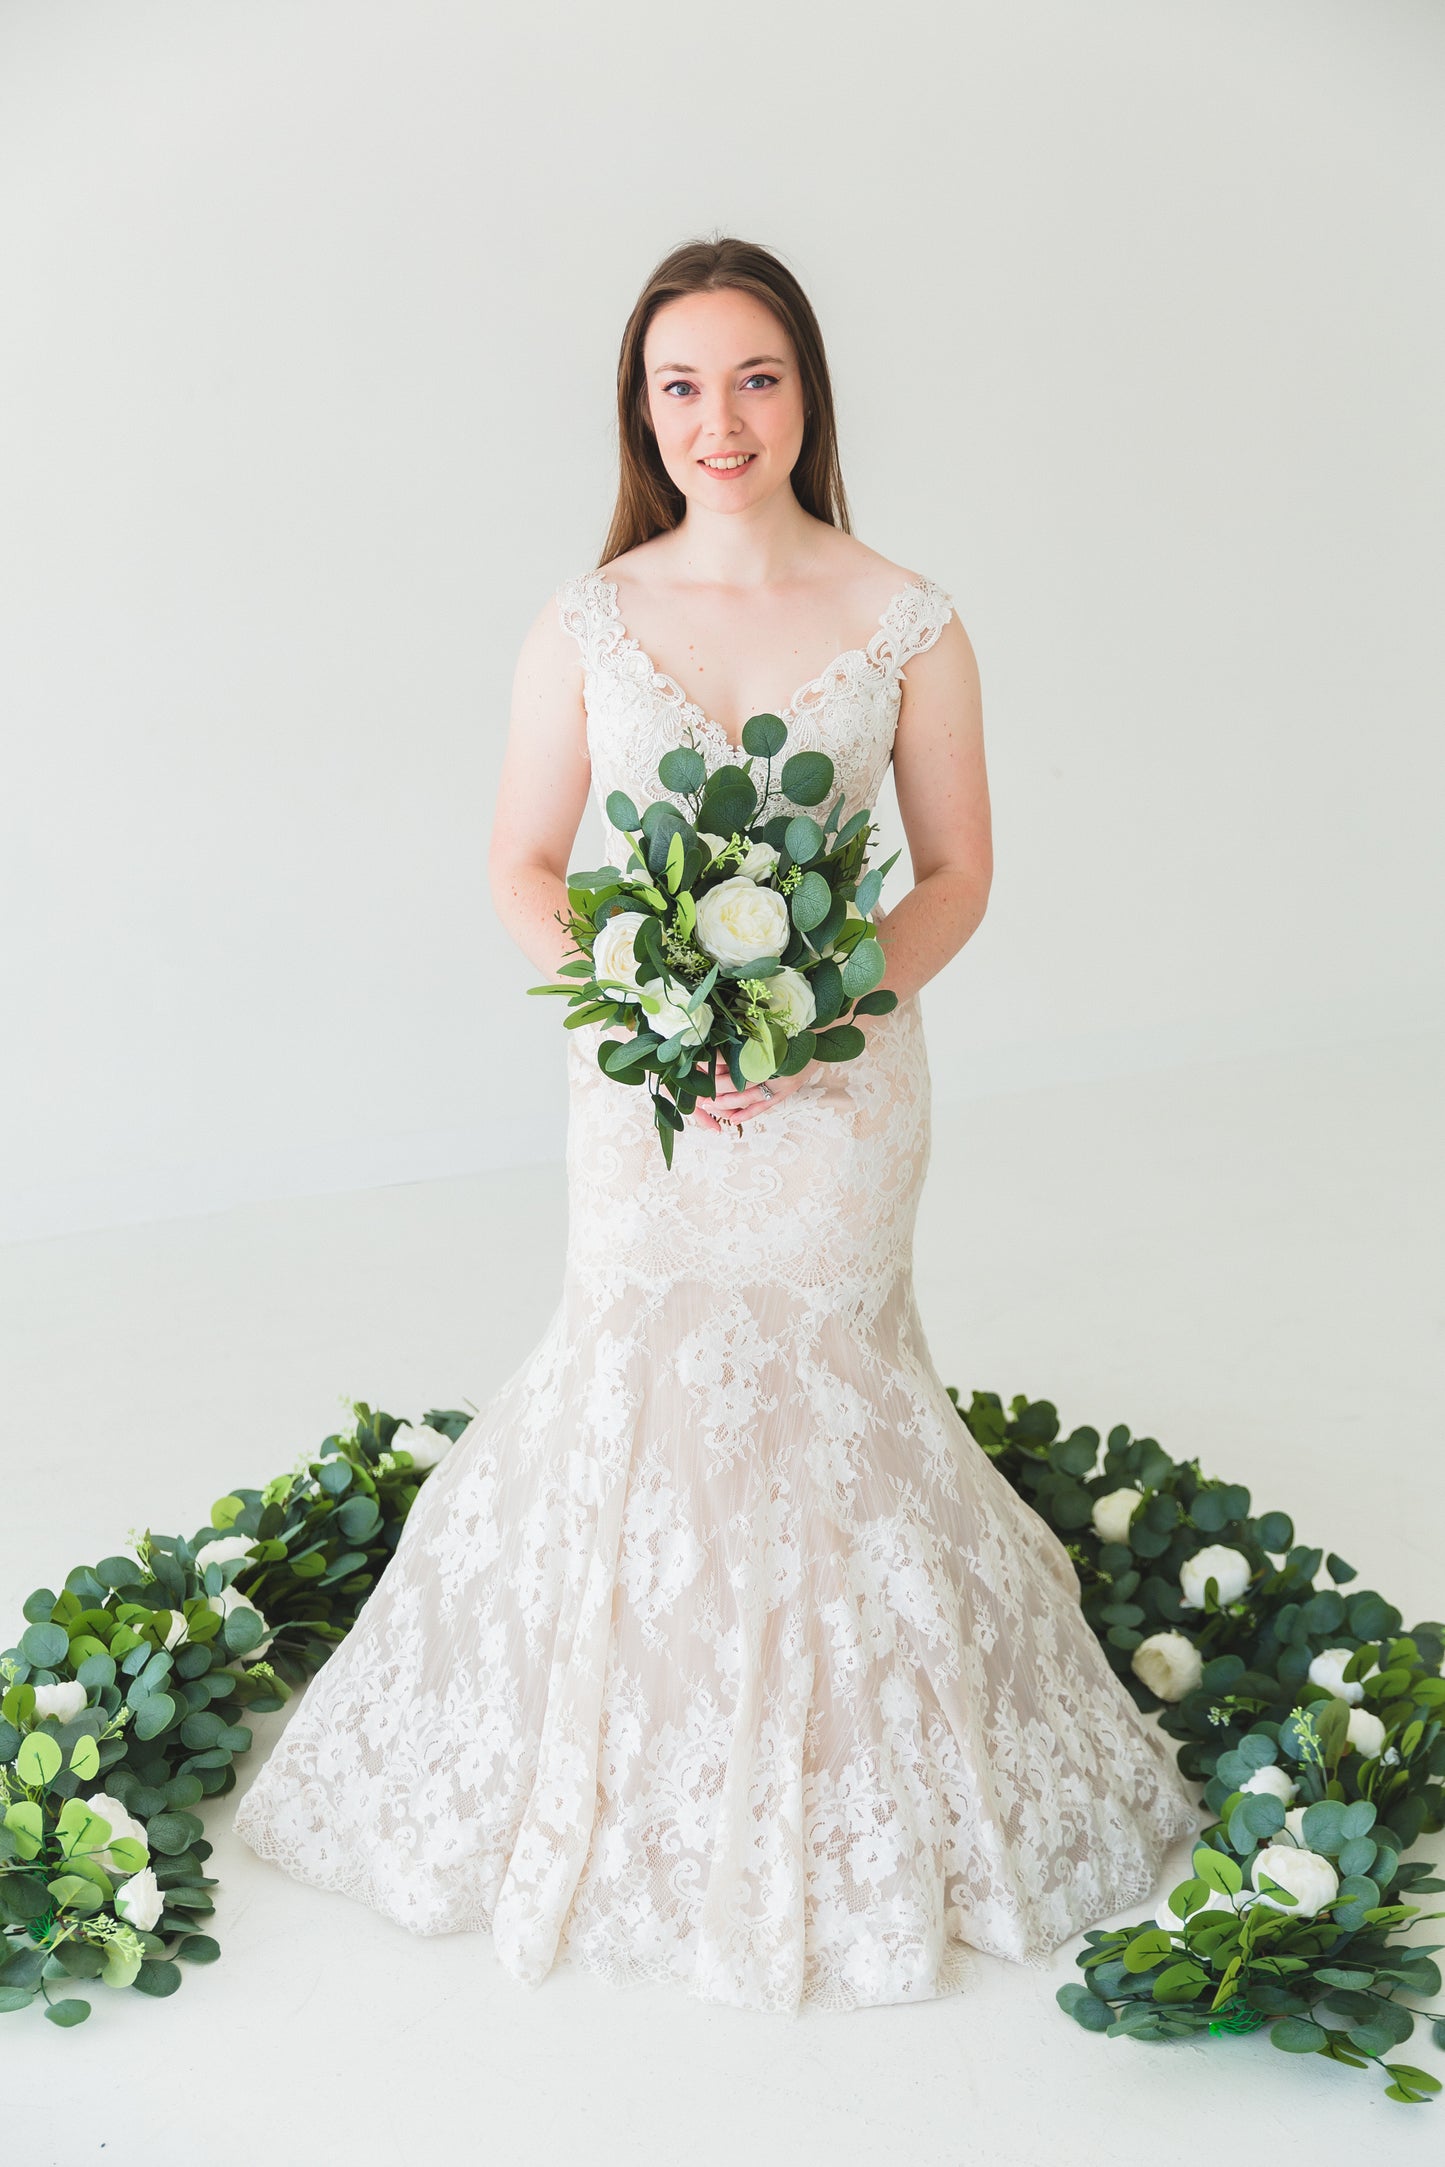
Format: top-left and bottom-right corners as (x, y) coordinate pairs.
(3, 1394), (1443, 2102)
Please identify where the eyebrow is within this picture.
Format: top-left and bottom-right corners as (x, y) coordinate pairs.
(649, 354), (788, 374)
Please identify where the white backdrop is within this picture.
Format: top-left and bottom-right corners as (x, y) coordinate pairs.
(2, 0), (1441, 1243)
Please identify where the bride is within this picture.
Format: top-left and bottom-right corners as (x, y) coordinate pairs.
(233, 234), (1206, 2012)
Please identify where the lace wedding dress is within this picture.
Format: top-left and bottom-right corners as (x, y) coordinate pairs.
(233, 567), (1206, 2012)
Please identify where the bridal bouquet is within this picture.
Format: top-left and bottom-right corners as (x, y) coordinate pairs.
(528, 713), (902, 1167)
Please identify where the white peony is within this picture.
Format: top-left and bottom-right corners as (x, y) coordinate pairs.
(114, 1865), (164, 1932)
(1283, 1805), (1309, 1844)
(1179, 1544), (1252, 1610)
(1250, 1844), (1339, 1918)
(697, 830), (734, 862)
(207, 1584), (274, 1659)
(83, 1791), (149, 1869)
(1130, 1630), (1204, 1702)
(1346, 1707), (1386, 1759)
(1092, 1487), (1144, 1544)
(758, 965), (817, 1035)
(397, 1422), (454, 1471)
(1307, 1646), (1372, 1705)
(32, 1680), (88, 1722)
(735, 838), (781, 883)
(694, 877), (790, 965)
(591, 910), (650, 1001)
(1239, 1762), (1298, 1805)
(646, 992), (713, 1048)
(194, 1534), (254, 1575)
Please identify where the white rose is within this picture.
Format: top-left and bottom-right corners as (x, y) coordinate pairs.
(1346, 1707), (1386, 1759)
(194, 1534), (254, 1574)
(83, 1791), (149, 1869)
(646, 994), (713, 1048)
(1251, 1844), (1339, 1918)
(397, 1422), (453, 1471)
(694, 876), (790, 965)
(1092, 1487), (1144, 1544)
(735, 838), (781, 883)
(207, 1585), (274, 1659)
(759, 965), (817, 1035)
(823, 899), (865, 958)
(697, 831), (734, 862)
(1239, 1762), (1297, 1805)
(591, 910), (650, 1000)
(114, 1865), (164, 1932)
(1307, 1646), (1371, 1705)
(1179, 1544), (1252, 1610)
(1283, 1805), (1309, 1844)
(1130, 1629), (1204, 1702)
(32, 1681), (88, 1723)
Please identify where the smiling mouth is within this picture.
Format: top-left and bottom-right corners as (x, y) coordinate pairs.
(698, 452), (757, 472)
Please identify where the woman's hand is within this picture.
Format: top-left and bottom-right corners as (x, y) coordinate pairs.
(688, 1049), (818, 1132)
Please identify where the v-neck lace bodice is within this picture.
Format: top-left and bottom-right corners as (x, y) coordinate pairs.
(556, 568), (958, 860)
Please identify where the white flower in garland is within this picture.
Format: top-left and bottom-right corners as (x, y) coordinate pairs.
(207, 1584), (274, 1659)
(1179, 1544), (1251, 1609)
(1307, 1646), (1374, 1705)
(1092, 1487), (1144, 1544)
(1346, 1707), (1386, 1759)
(32, 1680), (88, 1722)
(194, 1534), (255, 1574)
(114, 1865), (164, 1933)
(396, 1423), (455, 1471)
(83, 1791), (150, 1870)
(1250, 1844), (1339, 1918)
(1239, 1762), (1298, 1805)
(1130, 1629), (1203, 1701)
(161, 1611), (189, 1651)
(1283, 1805), (1309, 1843)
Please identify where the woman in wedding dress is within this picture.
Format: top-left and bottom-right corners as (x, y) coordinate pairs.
(233, 235), (1206, 2012)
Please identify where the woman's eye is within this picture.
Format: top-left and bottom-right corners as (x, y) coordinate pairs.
(661, 374), (778, 397)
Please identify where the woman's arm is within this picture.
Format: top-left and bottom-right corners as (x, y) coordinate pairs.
(488, 596), (594, 979)
(864, 609), (992, 1029)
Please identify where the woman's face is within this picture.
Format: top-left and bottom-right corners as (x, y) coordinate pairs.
(642, 287), (806, 513)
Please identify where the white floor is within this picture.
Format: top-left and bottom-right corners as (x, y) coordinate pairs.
(3, 1030), (1442, 2165)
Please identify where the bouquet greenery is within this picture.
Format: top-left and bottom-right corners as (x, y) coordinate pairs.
(4, 1386), (1442, 2108)
(527, 713), (902, 1166)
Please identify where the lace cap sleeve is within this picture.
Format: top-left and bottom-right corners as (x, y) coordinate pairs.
(878, 578), (956, 679)
(554, 574), (600, 667)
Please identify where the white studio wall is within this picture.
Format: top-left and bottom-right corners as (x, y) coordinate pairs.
(2, 0), (1441, 1244)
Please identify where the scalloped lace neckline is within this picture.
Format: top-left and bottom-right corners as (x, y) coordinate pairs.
(587, 571), (932, 754)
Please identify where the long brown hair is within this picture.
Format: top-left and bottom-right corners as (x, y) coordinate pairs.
(597, 234), (852, 569)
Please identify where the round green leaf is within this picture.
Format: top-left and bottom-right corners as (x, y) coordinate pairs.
(783, 814), (825, 864)
(1269, 2016), (1329, 2053)
(43, 1998), (91, 2026)
(778, 749), (834, 806)
(131, 1958), (182, 1998)
(16, 1730), (63, 1786)
(740, 713), (787, 758)
(790, 870), (832, 932)
(605, 788), (641, 831)
(19, 1622), (69, 1669)
(131, 1692), (176, 1741)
